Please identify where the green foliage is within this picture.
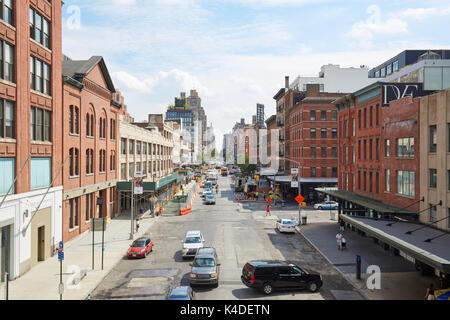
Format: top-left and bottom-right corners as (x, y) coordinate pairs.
(237, 155), (257, 176)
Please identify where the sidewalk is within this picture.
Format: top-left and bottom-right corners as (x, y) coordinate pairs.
(296, 222), (439, 300)
(0, 212), (158, 300)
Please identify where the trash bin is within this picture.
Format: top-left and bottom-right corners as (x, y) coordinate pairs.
(301, 216), (307, 225)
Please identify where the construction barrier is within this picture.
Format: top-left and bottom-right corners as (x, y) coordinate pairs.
(179, 184), (199, 216)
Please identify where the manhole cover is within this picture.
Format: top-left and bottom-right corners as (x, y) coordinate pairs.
(331, 290), (364, 300)
(128, 277), (174, 287)
(128, 269), (178, 278)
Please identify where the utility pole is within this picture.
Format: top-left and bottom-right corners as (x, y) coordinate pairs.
(282, 157), (302, 224)
(130, 178), (134, 240)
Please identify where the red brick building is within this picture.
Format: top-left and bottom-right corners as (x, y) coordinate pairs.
(61, 56), (120, 242)
(324, 82), (425, 219)
(0, 0), (64, 278)
(289, 84), (344, 202)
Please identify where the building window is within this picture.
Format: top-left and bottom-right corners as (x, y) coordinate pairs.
(380, 67), (386, 77)
(429, 169), (437, 188)
(321, 147), (327, 158)
(30, 56), (51, 95)
(68, 105), (79, 135)
(369, 139), (373, 160)
(331, 128), (337, 139)
(332, 167), (337, 178)
(331, 110), (337, 121)
(311, 147), (316, 159)
(358, 110), (361, 129)
(120, 163), (126, 180)
(358, 140), (361, 159)
(396, 137), (414, 158)
(136, 141), (141, 155)
(129, 162), (134, 178)
(310, 128), (316, 139)
(30, 157), (51, 190)
(86, 149), (93, 174)
(129, 140), (134, 154)
(30, 106), (51, 142)
(397, 171), (415, 197)
(110, 151), (116, 171)
(69, 198), (79, 229)
(310, 110), (316, 121)
(376, 105), (380, 126)
(363, 108), (367, 128)
(321, 128), (327, 139)
(429, 125), (437, 153)
(99, 117), (106, 139)
(429, 205), (437, 223)
(69, 148), (79, 177)
(321, 167), (327, 178)
(30, 7), (51, 49)
(0, 158), (14, 195)
(369, 106), (373, 127)
(386, 64), (392, 75)
(358, 171), (361, 190)
(311, 167), (316, 177)
(385, 169), (390, 192)
(393, 60), (399, 72)
(369, 172), (373, 192)
(375, 70), (380, 78)
(363, 140), (367, 160)
(1, 0), (13, 25)
(143, 142), (147, 155)
(321, 110), (327, 121)
(110, 119), (116, 140)
(121, 138), (126, 155)
(385, 139), (390, 157)
(99, 149), (106, 173)
(0, 98), (14, 139)
(0, 40), (14, 83)
(332, 147), (337, 158)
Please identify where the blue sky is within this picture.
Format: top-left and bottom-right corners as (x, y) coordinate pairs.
(62, 0), (450, 149)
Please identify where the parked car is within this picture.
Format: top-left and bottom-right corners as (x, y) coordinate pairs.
(204, 182), (213, 190)
(314, 201), (338, 210)
(276, 219), (297, 233)
(204, 194), (216, 205)
(189, 247), (220, 287)
(167, 286), (195, 300)
(241, 260), (323, 295)
(182, 231), (205, 259)
(201, 188), (212, 198)
(127, 237), (153, 259)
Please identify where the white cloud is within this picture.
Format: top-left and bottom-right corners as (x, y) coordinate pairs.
(346, 5), (408, 48)
(401, 6), (450, 19)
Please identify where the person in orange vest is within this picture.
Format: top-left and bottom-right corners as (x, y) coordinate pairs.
(159, 206), (163, 216)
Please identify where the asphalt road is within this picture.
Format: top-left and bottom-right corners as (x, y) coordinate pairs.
(90, 174), (360, 300)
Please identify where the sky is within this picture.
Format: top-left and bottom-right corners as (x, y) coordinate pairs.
(62, 0), (450, 150)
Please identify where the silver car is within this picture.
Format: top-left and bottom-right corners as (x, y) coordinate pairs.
(189, 247), (220, 287)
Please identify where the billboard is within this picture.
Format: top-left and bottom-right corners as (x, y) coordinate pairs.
(134, 171), (144, 195)
(381, 83), (425, 106)
(291, 168), (299, 188)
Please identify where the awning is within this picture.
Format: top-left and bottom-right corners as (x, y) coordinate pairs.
(316, 187), (415, 214)
(340, 215), (450, 274)
(116, 173), (182, 192)
(267, 176), (338, 184)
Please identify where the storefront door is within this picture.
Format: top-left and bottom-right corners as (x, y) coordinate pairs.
(0, 225), (11, 282)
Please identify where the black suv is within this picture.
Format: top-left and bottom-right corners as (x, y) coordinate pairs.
(241, 260), (323, 295)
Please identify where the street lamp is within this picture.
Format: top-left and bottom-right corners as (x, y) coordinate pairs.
(277, 156), (302, 224)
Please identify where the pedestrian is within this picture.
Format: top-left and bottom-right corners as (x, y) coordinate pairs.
(263, 191), (266, 201)
(266, 204), (271, 217)
(336, 231), (343, 250)
(340, 219), (345, 232)
(425, 283), (436, 300)
(341, 237), (347, 250)
(139, 207), (144, 217)
(255, 191), (259, 201)
(135, 219), (140, 233)
(159, 206), (163, 216)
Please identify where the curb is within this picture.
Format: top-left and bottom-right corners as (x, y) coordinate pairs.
(294, 226), (371, 300)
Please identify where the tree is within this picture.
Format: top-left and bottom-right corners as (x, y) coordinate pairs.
(237, 155), (257, 176)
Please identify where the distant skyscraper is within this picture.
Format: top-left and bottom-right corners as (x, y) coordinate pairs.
(257, 104), (265, 128)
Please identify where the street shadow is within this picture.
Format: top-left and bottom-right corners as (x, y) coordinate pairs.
(173, 250), (195, 263)
(230, 287), (319, 299)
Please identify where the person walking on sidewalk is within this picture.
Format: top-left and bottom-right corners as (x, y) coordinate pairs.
(339, 219), (345, 232)
(336, 231), (343, 250)
(425, 284), (436, 300)
(136, 218), (140, 233)
(255, 191), (259, 202)
(266, 204), (271, 217)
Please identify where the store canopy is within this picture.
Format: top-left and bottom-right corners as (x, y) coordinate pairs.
(116, 173), (182, 192)
(341, 215), (450, 274)
(316, 188), (415, 214)
(267, 176), (338, 184)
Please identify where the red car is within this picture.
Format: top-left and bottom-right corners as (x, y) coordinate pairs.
(127, 237), (153, 258)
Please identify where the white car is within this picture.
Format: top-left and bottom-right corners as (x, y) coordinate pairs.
(314, 201), (338, 210)
(201, 188), (212, 198)
(182, 231), (205, 259)
(276, 219), (297, 233)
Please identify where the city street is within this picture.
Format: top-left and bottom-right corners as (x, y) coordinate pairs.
(90, 175), (362, 300)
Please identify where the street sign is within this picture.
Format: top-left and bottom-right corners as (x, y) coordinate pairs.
(59, 241), (64, 249)
(267, 198), (272, 204)
(295, 195), (305, 204)
(91, 218), (107, 231)
(58, 251), (64, 260)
